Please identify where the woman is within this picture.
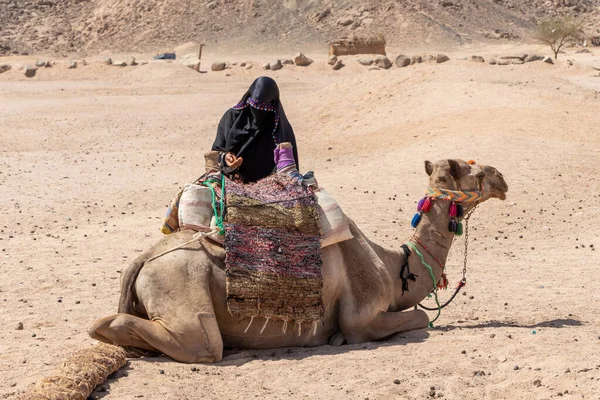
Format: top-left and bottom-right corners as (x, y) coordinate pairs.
(212, 76), (299, 183)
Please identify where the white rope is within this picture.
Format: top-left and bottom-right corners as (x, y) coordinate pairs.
(259, 317), (270, 334)
(146, 230), (214, 263)
(244, 316), (254, 333)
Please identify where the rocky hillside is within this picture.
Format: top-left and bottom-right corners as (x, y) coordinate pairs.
(1, 0), (599, 56)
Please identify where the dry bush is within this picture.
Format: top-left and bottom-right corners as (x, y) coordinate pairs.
(535, 16), (584, 59)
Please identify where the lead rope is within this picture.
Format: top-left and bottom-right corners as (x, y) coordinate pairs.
(415, 203), (478, 320)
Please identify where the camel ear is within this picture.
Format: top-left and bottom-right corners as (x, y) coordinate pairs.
(448, 159), (461, 180)
(425, 161), (433, 176)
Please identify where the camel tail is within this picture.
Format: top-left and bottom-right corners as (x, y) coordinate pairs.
(117, 256), (147, 317)
(17, 343), (127, 400)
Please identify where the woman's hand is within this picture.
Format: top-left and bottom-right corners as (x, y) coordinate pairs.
(224, 152), (243, 169)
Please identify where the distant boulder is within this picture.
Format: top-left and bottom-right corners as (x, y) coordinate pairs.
(357, 58), (374, 66)
(282, 59), (294, 65)
(67, 60), (77, 69)
(126, 56), (137, 66)
(328, 55), (338, 66)
(395, 55), (411, 68)
(436, 54), (450, 63)
(23, 65), (37, 77)
(263, 62), (270, 70)
(211, 62), (227, 71)
(35, 60), (47, 68)
(524, 54), (544, 63)
(0, 64), (12, 74)
(374, 55), (392, 69)
(270, 60), (283, 71)
(543, 56), (554, 64)
(411, 55), (423, 64)
(470, 55), (485, 63)
(332, 59), (344, 70)
(294, 53), (313, 67)
(103, 57), (113, 65)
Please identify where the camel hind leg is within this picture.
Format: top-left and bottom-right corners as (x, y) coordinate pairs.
(89, 310), (222, 363)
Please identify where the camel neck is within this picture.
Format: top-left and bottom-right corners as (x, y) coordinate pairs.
(412, 200), (455, 269)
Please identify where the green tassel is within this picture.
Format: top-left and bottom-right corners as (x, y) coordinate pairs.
(456, 221), (463, 236)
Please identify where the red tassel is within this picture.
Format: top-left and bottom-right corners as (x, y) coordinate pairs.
(438, 273), (449, 290)
(422, 197), (432, 212)
(449, 202), (457, 217)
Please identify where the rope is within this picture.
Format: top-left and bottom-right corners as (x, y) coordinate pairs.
(145, 230), (213, 263)
(406, 241), (441, 327)
(202, 174), (226, 234)
(417, 279), (466, 311)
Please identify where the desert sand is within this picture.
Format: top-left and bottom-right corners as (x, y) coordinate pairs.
(1, 45), (600, 399)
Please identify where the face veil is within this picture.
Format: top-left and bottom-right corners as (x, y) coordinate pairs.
(211, 76), (299, 182)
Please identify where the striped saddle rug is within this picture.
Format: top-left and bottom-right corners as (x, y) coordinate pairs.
(224, 174), (324, 325)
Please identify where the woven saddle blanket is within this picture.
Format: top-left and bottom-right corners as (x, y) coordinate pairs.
(224, 174), (324, 324)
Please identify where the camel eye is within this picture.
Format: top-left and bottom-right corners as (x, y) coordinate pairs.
(437, 177), (447, 183)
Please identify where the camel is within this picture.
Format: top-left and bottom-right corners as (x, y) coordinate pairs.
(89, 159), (508, 363)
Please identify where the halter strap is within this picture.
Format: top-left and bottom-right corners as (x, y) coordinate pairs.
(425, 187), (481, 203)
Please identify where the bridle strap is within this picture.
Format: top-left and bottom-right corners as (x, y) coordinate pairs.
(425, 187), (481, 203)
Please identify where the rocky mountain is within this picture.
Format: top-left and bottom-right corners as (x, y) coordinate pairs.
(1, 0), (599, 56)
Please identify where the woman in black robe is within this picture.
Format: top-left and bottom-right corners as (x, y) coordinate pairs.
(211, 76), (299, 183)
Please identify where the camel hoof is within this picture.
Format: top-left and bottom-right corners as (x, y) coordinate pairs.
(328, 332), (346, 346)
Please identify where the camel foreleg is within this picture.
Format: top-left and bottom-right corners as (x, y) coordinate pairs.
(341, 309), (429, 344)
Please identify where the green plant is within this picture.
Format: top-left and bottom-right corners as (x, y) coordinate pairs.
(535, 16), (584, 60)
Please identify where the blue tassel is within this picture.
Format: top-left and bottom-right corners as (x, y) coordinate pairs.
(411, 212), (422, 228)
(448, 219), (458, 233)
(456, 204), (464, 218)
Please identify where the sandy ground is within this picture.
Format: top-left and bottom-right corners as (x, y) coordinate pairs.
(1, 44), (600, 399)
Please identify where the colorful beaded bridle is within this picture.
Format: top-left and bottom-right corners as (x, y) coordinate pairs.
(233, 97), (280, 145)
(411, 187), (482, 235)
(411, 160), (483, 235)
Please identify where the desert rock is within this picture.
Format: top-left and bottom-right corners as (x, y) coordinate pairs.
(436, 54), (450, 63)
(270, 60), (283, 71)
(23, 65), (37, 77)
(294, 53), (313, 67)
(374, 55), (392, 69)
(211, 62), (227, 71)
(332, 59), (344, 70)
(395, 55), (411, 68)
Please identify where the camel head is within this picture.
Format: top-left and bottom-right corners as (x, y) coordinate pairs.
(424, 159), (508, 203)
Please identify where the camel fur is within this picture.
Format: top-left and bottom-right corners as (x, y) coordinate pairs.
(89, 159), (508, 363)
